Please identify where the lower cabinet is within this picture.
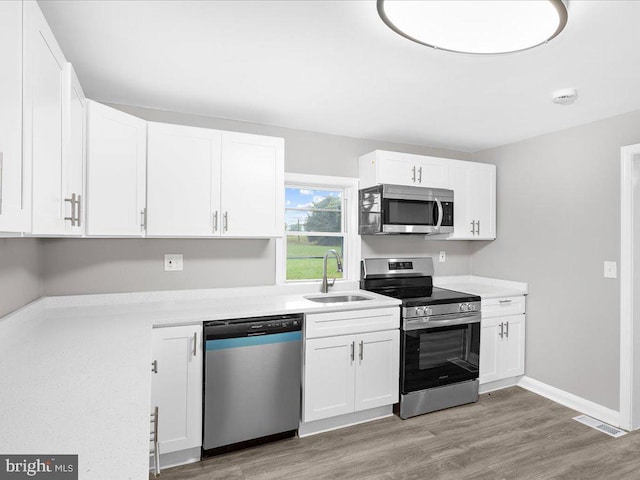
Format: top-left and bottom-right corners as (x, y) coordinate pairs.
(479, 312), (525, 384)
(150, 325), (203, 461)
(302, 308), (400, 424)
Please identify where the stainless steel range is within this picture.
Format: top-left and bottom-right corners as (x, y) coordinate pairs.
(361, 257), (481, 419)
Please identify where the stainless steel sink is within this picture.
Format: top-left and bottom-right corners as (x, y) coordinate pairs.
(304, 294), (372, 303)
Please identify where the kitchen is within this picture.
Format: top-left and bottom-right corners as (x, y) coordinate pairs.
(1, 1), (640, 479)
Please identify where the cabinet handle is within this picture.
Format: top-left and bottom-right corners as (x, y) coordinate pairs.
(350, 341), (355, 361)
(64, 193), (77, 226)
(151, 360), (158, 373)
(140, 208), (147, 231)
(76, 194), (82, 227)
(359, 340), (364, 360)
(499, 299), (512, 304)
(477, 220), (480, 236)
(223, 211), (228, 232)
(470, 220), (475, 234)
(412, 166), (416, 183)
(213, 211), (218, 232)
(505, 321), (509, 338)
(418, 166), (423, 183)
(499, 322), (504, 338)
(192, 332), (198, 357)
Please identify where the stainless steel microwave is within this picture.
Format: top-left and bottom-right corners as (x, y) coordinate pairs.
(359, 184), (454, 235)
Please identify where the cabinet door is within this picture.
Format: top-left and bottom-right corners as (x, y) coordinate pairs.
(25, 1), (67, 235)
(502, 315), (525, 378)
(220, 132), (284, 237)
(479, 317), (502, 384)
(471, 163), (496, 240)
(354, 329), (399, 412)
(376, 155), (421, 187)
(449, 161), (475, 240)
(147, 123), (221, 236)
(303, 335), (356, 422)
(0, 1), (26, 233)
(376, 151), (449, 188)
(62, 63), (85, 235)
(86, 101), (147, 236)
(151, 325), (203, 454)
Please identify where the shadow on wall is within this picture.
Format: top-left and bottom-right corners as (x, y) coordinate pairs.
(0, 238), (42, 316)
(40, 238), (274, 296)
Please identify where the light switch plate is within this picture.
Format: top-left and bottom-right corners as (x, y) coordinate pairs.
(439, 251), (446, 262)
(604, 261), (617, 279)
(164, 254), (183, 272)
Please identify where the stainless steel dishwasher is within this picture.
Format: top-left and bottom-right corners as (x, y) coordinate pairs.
(202, 314), (303, 455)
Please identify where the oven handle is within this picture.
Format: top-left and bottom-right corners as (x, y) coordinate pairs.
(403, 313), (481, 331)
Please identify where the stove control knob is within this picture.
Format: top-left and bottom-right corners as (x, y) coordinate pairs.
(416, 307), (425, 316)
(468, 303), (475, 311)
(460, 304), (468, 312)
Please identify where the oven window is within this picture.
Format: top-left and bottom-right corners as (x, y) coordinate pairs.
(385, 199), (437, 226)
(402, 323), (480, 393)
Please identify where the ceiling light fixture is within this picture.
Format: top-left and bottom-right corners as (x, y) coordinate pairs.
(377, 0), (569, 55)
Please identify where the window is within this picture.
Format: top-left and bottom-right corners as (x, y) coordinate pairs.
(277, 174), (359, 284)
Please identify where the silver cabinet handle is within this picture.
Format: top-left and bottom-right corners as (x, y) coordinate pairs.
(76, 194), (82, 227)
(350, 341), (355, 361)
(213, 211), (218, 232)
(499, 322), (504, 338)
(223, 211), (228, 232)
(412, 166), (416, 182)
(477, 220), (480, 236)
(192, 332), (197, 357)
(140, 208), (147, 231)
(64, 193), (78, 226)
(470, 221), (475, 234)
(151, 360), (158, 373)
(499, 299), (512, 304)
(434, 198), (443, 231)
(418, 166), (423, 183)
(505, 321), (509, 338)
(359, 340), (364, 360)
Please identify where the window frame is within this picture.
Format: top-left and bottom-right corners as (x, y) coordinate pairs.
(276, 173), (360, 285)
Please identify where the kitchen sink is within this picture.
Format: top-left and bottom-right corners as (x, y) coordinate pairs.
(304, 294), (373, 303)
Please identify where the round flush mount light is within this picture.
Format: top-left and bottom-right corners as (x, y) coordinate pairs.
(551, 87), (578, 105)
(377, 0), (569, 55)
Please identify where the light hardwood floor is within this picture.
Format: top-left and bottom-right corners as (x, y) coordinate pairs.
(158, 387), (640, 479)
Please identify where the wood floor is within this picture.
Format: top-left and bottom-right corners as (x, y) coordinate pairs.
(158, 387), (640, 480)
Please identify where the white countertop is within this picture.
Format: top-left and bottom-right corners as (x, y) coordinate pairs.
(0, 283), (400, 480)
(434, 275), (528, 299)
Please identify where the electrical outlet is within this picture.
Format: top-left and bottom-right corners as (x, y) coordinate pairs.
(439, 251), (446, 262)
(604, 261), (617, 279)
(164, 254), (183, 272)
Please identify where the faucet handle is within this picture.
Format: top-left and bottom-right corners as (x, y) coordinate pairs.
(329, 277), (337, 288)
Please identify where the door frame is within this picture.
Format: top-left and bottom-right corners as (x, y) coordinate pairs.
(620, 143), (640, 430)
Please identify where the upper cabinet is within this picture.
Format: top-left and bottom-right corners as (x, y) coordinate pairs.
(448, 161), (496, 240)
(0, 1), (27, 233)
(147, 123), (221, 237)
(220, 132), (284, 237)
(24, 0), (68, 235)
(86, 101), (147, 236)
(359, 150), (449, 189)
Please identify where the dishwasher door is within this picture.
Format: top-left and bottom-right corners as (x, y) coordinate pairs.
(203, 315), (302, 452)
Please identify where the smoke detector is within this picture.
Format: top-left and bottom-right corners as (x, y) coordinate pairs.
(552, 88), (578, 105)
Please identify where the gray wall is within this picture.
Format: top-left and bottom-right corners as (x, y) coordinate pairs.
(471, 108), (640, 411)
(0, 238), (41, 317)
(40, 104), (473, 296)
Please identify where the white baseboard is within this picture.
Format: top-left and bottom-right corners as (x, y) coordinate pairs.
(298, 405), (393, 437)
(518, 376), (621, 427)
(150, 446), (201, 471)
(479, 376), (521, 394)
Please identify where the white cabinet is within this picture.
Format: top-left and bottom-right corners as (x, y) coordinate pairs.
(0, 1), (27, 233)
(147, 123), (221, 236)
(359, 150), (449, 189)
(151, 325), (203, 456)
(146, 126), (284, 238)
(86, 101), (147, 236)
(24, 0), (68, 235)
(62, 63), (86, 234)
(448, 161), (496, 240)
(479, 296), (526, 384)
(303, 307), (400, 423)
(220, 132), (284, 237)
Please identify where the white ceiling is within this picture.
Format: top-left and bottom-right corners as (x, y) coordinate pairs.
(40, 0), (640, 152)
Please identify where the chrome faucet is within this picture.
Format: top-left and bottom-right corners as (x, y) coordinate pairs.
(321, 249), (343, 294)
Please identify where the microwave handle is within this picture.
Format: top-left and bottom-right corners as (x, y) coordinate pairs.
(435, 198), (443, 230)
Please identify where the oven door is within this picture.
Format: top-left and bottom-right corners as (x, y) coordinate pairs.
(401, 320), (480, 393)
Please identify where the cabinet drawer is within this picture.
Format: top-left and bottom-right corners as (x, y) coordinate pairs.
(305, 307), (400, 339)
(482, 296), (525, 318)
